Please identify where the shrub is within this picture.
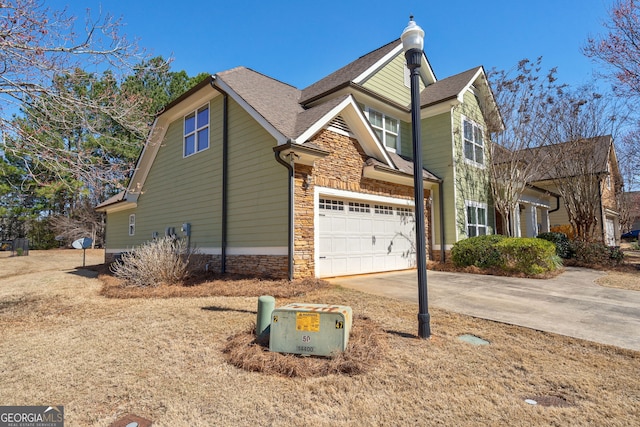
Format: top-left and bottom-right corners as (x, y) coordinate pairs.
(110, 237), (203, 287)
(496, 237), (560, 275)
(537, 232), (573, 259)
(451, 234), (507, 268)
(569, 241), (624, 267)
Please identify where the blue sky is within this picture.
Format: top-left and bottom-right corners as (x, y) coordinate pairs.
(52, 0), (616, 91)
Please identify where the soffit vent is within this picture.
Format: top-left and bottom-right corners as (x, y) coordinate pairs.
(327, 115), (353, 137)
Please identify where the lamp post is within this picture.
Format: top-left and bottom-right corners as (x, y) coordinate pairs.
(401, 16), (431, 339)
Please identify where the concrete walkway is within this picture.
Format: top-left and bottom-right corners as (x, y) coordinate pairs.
(329, 267), (640, 351)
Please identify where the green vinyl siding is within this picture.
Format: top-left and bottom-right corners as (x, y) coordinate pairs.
(361, 52), (424, 106)
(105, 210), (134, 249)
(225, 99), (287, 247)
(451, 90), (494, 240)
(420, 111), (457, 247)
(105, 95), (288, 250)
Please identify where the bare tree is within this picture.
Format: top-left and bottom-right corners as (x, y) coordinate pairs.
(0, 0), (159, 191)
(584, 0), (640, 99)
(49, 200), (104, 247)
(487, 58), (564, 236)
(584, 0), (640, 193)
(541, 87), (623, 241)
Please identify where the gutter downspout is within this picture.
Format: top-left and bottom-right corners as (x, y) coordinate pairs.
(549, 195), (561, 214)
(438, 181), (446, 263)
(274, 143), (295, 281)
(211, 76), (229, 273)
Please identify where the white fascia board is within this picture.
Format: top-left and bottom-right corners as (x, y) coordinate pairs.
(463, 68), (504, 131)
(458, 67), (485, 103)
(213, 77), (288, 145)
(353, 44), (436, 87)
(294, 95), (396, 169)
(362, 165), (437, 189)
(422, 100), (460, 118)
(518, 194), (552, 208)
(127, 117), (166, 195)
(353, 44), (404, 84)
(97, 201), (137, 214)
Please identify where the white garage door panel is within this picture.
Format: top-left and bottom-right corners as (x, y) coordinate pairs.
(318, 197), (417, 277)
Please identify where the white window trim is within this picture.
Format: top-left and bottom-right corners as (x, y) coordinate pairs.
(128, 214), (135, 236)
(465, 200), (488, 238)
(365, 107), (401, 152)
(462, 116), (485, 169)
(183, 103), (210, 158)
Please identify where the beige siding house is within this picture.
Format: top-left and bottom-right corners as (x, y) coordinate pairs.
(97, 39), (501, 278)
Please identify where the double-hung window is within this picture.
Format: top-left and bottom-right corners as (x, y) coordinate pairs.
(184, 104), (209, 157)
(367, 108), (400, 151)
(463, 118), (484, 166)
(466, 202), (487, 237)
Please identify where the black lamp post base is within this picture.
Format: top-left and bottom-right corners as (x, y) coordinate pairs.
(418, 313), (431, 339)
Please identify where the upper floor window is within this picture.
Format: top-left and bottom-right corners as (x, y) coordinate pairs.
(184, 104), (209, 157)
(463, 118), (484, 166)
(366, 107), (400, 151)
(466, 201), (487, 237)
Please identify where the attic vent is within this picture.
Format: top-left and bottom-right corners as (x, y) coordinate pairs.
(327, 115), (353, 137)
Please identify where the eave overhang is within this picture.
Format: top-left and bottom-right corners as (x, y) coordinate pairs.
(363, 163), (441, 189)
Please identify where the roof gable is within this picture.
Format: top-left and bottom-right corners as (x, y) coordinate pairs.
(522, 135), (615, 182)
(299, 39), (436, 106)
(420, 66), (503, 129)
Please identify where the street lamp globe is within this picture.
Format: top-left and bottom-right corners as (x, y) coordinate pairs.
(401, 16), (424, 53)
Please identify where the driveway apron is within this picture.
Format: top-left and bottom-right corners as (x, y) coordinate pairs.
(329, 267), (640, 351)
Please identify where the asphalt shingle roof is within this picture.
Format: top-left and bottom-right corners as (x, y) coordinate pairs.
(519, 136), (613, 181)
(420, 67), (481, 108)
(299, 39), (401, 104)
(217, 67), (303, 138)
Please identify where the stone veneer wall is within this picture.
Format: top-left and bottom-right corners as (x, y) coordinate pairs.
(105, 252), (289, 279)
(292, 128), (432, 279)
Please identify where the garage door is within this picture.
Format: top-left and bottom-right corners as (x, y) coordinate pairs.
(318, 197), (416, 277)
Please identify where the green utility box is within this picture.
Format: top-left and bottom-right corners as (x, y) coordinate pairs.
(269, 303), (353, 357)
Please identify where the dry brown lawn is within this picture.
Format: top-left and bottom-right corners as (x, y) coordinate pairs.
(0, 249), (638, 426)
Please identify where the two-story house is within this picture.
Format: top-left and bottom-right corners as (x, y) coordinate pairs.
(96, 38), (501, 279)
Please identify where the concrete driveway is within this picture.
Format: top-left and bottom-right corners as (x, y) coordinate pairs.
(329, 267), (640, 351)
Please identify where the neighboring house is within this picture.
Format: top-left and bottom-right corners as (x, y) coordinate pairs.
(623, 191), (640, 232)
(513, 136), (623, 245)
(96, 39), (501, 279)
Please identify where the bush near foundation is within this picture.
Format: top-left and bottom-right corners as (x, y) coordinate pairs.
(110, 237), (203, 287)
(496, 237), (561, 275)
(537, 232), (573, 259)
(451, 234), (507, 268)
(569, 240), (624, 267)
(451, 235), (561, 275)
